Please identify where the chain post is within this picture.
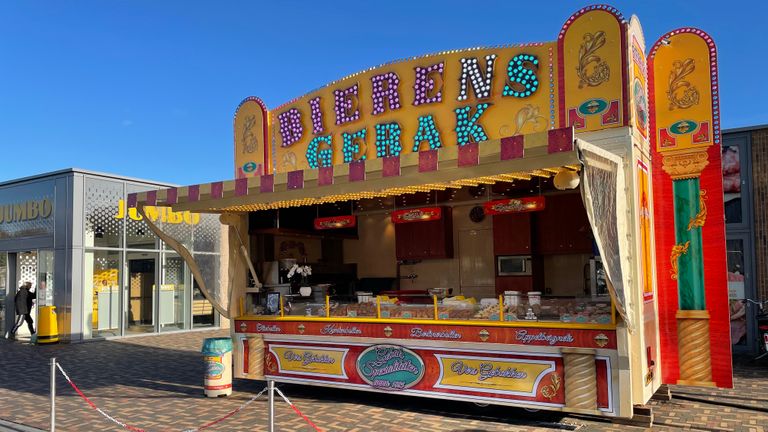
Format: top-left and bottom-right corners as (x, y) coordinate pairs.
(50, 357), (56, 432)
(267, 380), (275, 432)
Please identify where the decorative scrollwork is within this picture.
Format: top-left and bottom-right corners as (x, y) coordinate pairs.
(281, 151), (297, 171)
(687, 190), (707, 231)
(576, 31), (610, 88)
(265, 353), (277, 374)
(667, 58), (700, 110)
(670, 241), (690, 280)
(241, 114), (258, 154)
(512, 104), (546, 136)
(540, 373), (561, 400)
(661, 149), (709, 180)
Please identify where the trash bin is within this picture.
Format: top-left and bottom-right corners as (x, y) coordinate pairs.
(37, 306), (59, 344)
(202, 337), (233, 397)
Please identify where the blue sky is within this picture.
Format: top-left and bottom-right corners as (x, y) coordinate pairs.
(1, 1), (766, 185)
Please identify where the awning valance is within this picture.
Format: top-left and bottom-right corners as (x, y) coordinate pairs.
(128, 127), (578, 213)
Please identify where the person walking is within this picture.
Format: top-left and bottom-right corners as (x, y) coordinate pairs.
(7, 281), (35, 339)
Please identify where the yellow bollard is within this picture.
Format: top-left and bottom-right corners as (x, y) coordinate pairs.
(37, 306), (59, 344)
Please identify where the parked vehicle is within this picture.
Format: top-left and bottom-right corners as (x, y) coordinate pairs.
(745, 299), (768, 360)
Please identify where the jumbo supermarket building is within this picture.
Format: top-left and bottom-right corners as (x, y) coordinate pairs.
(0, 169), (224, 342)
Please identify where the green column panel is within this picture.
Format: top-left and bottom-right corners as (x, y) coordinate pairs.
(673, 178), (706, 310)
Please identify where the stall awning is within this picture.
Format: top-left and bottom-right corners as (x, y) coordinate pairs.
(127, 127), (579, 213)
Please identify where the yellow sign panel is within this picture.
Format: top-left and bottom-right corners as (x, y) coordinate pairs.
(269, 345), (348, 378)
(272, 44), (557, 173)
(628, 16), (649, 141)
(650, 31), (716, 152)
(434, 354), (555, 397)
(560, 7), (627, 132)
(234, 97), (270, 177)
(638, 161), (654, 299)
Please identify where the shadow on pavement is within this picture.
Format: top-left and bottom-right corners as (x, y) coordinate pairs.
(0, 334), (207, 399)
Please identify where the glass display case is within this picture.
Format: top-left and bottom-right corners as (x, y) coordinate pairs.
(244, 289), (614, 326)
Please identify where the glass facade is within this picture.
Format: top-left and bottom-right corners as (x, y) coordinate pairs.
(84, 250), (121, 338)
(0, 253), (7, 336)
(722, 130), (756, 351)
(727, 238), (747, 346)
(37, 250), (54, 307)
(85, 178), (124, 248)
(81, 176), (220, 339)
(160, 252), (189, 332)
(722, 144), (742, 225)
(193, 280), (215, 328)
(0, 170), (222, 342)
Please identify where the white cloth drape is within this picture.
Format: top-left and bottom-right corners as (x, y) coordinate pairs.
(577, 140), (634, 332)
(138, 206), (239, 319)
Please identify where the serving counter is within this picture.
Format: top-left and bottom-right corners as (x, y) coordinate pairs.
(233, 293), (623, 416)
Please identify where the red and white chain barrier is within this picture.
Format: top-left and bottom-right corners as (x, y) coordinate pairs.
(56, 362), (267, 432)
(274, 387), (324, 432)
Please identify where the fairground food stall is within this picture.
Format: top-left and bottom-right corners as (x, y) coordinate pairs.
(128, 4), (732, 419)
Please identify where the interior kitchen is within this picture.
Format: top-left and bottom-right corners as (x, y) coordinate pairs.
(245, 174), (609, 323)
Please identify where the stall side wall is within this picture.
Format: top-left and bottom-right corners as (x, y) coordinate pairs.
(632, 141), (663, 404)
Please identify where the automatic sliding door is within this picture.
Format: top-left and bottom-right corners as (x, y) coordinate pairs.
(13, 252), (37, 339)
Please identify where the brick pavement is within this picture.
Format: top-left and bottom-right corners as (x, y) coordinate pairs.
(0, 330), (765, 432)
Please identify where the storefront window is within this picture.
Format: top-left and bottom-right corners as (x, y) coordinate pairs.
(160, 253), (188, 332)
(727, 239), (747, 346)
(722, 145), (742, 224)
(84, 250), (121, 338)
(85, 178), (124, 248)
(193, 214), (222, 253)
(193, 279), (215, 328)
(157, 209), (195, 251)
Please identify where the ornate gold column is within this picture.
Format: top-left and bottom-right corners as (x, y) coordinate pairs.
(246, 335), (265, 379)
(662, 148), (714, 386)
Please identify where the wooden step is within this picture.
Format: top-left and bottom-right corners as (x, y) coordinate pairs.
(611, 405), (653, 428)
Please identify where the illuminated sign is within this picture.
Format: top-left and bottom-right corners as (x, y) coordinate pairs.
(231, 6), (630, 174)
(391, 207), (442, 224)
(484, 196), (545, 215)
(313, 215), (356, 230)
(0, 199), (52, 224)
(272, 46), (552, 173)
(115, 199), (199, 225)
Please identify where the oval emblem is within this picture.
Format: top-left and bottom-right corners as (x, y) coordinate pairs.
(356, 345), (424, 391)
(205, 360), (225, 377)
(670, 120), (698, 135)
(633, 79), (648, 128)
(578, 98), (608, 116)
(242, 161), (258, 173)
